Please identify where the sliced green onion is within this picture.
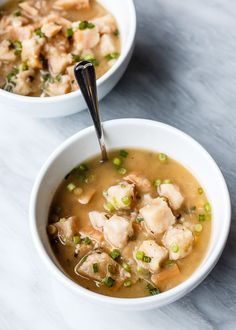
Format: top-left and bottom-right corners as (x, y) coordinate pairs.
(7, 66), (19, 82)
(143, 256), (151, 263)
(119, 149), (128, 158)
(153, 179), (162, 187)
(122, 262), (131, 272)
(113, 157), (122, 166)
(47, 224), (57, 235)
(72, 53), (81, 62)
(21, 61), (28, 71)
(67, 182), (76, 192)
(137, 266), (146, 274)
(66, 27), (74, 38)
(13, 40), (22, 55)
(148, 285), (160, 295)
(34, 28), (45, 38)
(121, 195), (131, 206)
(171, 243), (179, 253)
(92, 263), (99, 273)
(158, 153), (167, 163)
(198, 187), (204, 195)
(110, 249), (120, 260)
(136, 251), (145, 261)
(78, 20), (95, 30)
(117, 167), (127, 175)
(84, 237), (92, 245)
(73, 187), (83, 196)
(204, 202), (211, 213)
(101, 276), (115, 287)
(105, 52), (120, 61)
(104, 202), (115, 212)
(194, 224), (203, 233)
(198, 214), (205, 222)
(136, 216), (144, 223)
(83, 54), (98, 66)
(123, 279), (132, 287)
(72, 235), (81, 244)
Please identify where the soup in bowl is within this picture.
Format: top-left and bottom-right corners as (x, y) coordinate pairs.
(30, 119), (231, 309)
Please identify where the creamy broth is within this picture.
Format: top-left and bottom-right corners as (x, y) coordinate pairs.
(0, 0), (120, 96)
(48, 149), (211, 298)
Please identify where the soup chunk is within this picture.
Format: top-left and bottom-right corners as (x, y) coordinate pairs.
(0, 0), (120, 96)
(47, 149), (212, 298)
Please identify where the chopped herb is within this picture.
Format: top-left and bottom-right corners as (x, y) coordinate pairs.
(117, 167), (127, 175)
(13, 10), (21, 17)
(42, 73), (50, 82)
(194, 224), (203, 233)
(104, 202), (115, 213)
(113, 157), (122, 166)
(72, 235), (81, 244)
(13, 40), (22, 55)
(121, 195), (132, 206)
(198, 214), (205, 222)
(147, 284), (160, 296)
(72, 53), (81, 62)
(110, 249), (121, 260)
(66, 27), (74, 38)
(7, 66), (19, 82)
(34, 28), (45, 38)
(21, 61), (28, 71)
(171, 243), (179, 253)
(136, 216), (144, 223)
(84, 237), (92, 245)
(158, 153), (167, 163)
(204, 202), (211, 213)
(123, 279), (132, 287)
(67, 182), (76, 192)
(78, 20), (95, 30)
(198, 187), (204, 195)
(136, 251), (145, 261)
(119, 149), (128, 158)
(153, 179), (162, 187)
(92, 263), (99, 273)
(84, 54), (99, 66)
(105, 52), (120, 61)
(101, 276), (115, 287)
(122, 262), (131, 272)
(113, 29), (119, 37)
(55, 74), (61, 82)
(143, 256), (151, 263)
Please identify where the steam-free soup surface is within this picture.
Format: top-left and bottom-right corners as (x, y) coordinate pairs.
(48, 149), (211, 298)
(0, 0), (120, 96)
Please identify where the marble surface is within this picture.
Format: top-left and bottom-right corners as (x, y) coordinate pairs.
(1, 0), (236, 329)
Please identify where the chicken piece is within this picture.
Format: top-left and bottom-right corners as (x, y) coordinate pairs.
(158, 184), (184, 210)
(138, 193), (154, 208)
(54, 0), (90, 10)
(73, 26), (100, 52)
(134, 240), (168, 273)
(66, 65), (77, 90)
(124, 172), (152, 194)
(78, 188), (95, 204)
(103, 214), (133, 249)
(162, 224), (194, 260)
(103, 181), (134, 210)
(54, 216), (78, 242)
(41, 22), (62, 38)
(75, 251), (126, 286)
(12, 68), (34, 96)
(92, 14), (117, 34)
(48, 50), (72, 74)
(0, 40), (16, 62)
(99, 34), (116, 57)
(89, 211), (108, 232)
(11, 25), (34, 41)
(45, 74), (71, 96)
(19, 2), (38, 17)
(21, 37), (44, 69)
(139, 197), (175, 235)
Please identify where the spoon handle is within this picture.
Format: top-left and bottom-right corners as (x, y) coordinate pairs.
(74, 60), (108, 162)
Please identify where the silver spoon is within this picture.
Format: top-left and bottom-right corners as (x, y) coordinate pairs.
(74, 60), (108, 162)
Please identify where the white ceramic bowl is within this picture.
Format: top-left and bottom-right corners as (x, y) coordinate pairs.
(30, 119), (231, 310)
(0, 0), (136, 117)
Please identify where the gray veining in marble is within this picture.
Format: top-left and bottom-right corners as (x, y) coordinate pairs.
(0, 0), (236, 329)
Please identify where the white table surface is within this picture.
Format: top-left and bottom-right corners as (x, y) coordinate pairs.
(1, 0), (236, 329)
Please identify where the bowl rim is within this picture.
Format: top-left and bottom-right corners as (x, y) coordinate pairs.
(29, 118), (231, 307)
(0, 0), (136, 103)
